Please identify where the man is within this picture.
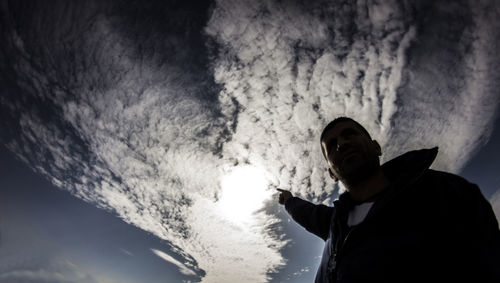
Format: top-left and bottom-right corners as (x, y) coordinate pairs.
(277, 117), (500, 283)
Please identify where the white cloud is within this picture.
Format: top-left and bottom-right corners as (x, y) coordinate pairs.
(183, 195), (286, 283)
(490, 190), (500, 227)
(207, 0), (500, 195)
(382, 1), (500, 173)
(151, 249), (196, 276)
(292, 266), (310, 276)
(120, 248), (133, 257)
(1, 4), (284, 281)
(206, 0), (419, 201)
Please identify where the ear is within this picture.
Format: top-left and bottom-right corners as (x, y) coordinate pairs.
(373, 140), (382, 156)
(328, 168), (338, 181)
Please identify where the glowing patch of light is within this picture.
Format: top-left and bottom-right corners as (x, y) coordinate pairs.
(217, 165), (273, 225)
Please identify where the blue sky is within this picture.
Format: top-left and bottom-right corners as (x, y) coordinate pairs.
(0, 144), (198, 283)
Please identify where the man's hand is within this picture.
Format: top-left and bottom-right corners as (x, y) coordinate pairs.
(277, 188), (293, 205)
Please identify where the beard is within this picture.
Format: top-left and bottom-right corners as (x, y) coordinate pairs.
(335, 152), (380, 187)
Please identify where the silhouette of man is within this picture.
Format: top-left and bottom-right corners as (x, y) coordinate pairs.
(277, 117), (500, 283)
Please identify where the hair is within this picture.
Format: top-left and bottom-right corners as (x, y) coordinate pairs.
(320, 117), (372, 158)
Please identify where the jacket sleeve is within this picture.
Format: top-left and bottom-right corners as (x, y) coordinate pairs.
(466, 184), (500, 282)
(443, 173), (500, 282)
(284, 197), (333, 241)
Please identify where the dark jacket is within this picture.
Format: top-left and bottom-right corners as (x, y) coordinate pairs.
(285, 148), (500, 283)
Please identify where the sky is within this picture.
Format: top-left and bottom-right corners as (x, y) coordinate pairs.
(1, 0), (499, 282)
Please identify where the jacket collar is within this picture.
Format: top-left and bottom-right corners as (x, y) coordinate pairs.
(335, 147), (439, 223)
(363, 147), (439, 222)
(382, 147), (438, 185)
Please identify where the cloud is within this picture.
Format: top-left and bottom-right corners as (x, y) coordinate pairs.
(0, 1), (283, 281)
(292, 266), (310, 277)
(490, 190), (500, 227)
(206, 0), (416, 201)
(206, 0), (500, 201)
(1, 0), (499, 282)
(385, 0), (500, 172)
(120, 248), (134, 257)
(151, 249), (196, 276)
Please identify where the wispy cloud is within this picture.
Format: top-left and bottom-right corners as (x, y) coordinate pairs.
(151, 249), (196, 276)
(292, 266), (310, 277)
(384, 0), (500, 172)
(0, 260), (98, 283)
(490, 190), (500, 227)
(120, 248), (133, 257)
(1, 0), (499, 282)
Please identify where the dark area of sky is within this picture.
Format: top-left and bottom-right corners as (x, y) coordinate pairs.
(460, 113), (500, 199)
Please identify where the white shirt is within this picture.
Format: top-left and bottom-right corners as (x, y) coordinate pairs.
(347, 202), (374, 227)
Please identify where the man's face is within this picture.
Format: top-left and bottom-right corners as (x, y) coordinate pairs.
(321, 121), (381, 184)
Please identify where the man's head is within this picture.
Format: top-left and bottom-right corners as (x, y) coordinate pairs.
(320, 117), (382, 186)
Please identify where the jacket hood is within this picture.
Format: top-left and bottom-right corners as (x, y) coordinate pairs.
(353, 147), (439, 223)
(382, 147), (439, 184)
(336, 147), (439, 207)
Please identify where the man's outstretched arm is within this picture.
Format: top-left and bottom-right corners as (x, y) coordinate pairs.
(277, 189), (333, 241)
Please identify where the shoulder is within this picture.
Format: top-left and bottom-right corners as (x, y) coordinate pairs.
(418, 170), (499, 242)
(421, 169), (477, 191)
(418, 169), (484, 204)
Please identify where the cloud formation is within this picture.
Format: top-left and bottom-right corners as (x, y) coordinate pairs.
(152, 249), (196, 276)
(207, 0), (500, 196)
(0, 1), (283, 281)
(490, 190), (500, 226)
(1, 0), (499, 282)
